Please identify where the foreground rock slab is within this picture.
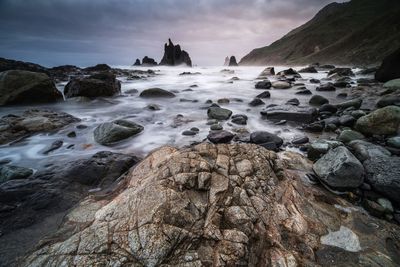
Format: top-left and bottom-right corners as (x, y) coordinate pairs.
(261, 104), (317, 123)
(22, 143), (400, 267)
(0, 109), (80, 145)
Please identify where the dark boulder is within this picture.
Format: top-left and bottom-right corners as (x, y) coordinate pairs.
(159, 39), (192, 67)
(207, 130), (234, 143)
(249, 98), (265, 107)
(296, 89), (312, 95)
(0, 70), (62, 105)
(277, 68), (299, 76)
(261, 105), (318, 123)
(139, 88), (176, 98)
(0, 57), (48, 73)
(250, 131), (283, 148)
(375, 47), (400, 82)
(64, 72), (121, 98)
(316, 83), (336, 91)
(228, 56), (238, 66)
(309, 95), (329, 106)
(142, 56), (157, 66)
(255, 80), (271, 89)
(94, 120), (144, 146)
(299, 66), (318, 73)
(256, 91), (271, 98)
(83, 64), (111, 72)
(207, 107), (232, 120)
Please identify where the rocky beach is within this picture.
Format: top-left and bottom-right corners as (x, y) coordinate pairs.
(1, 0), (400, 266)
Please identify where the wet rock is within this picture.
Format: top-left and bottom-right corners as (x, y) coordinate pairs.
(42, 140), (63, 154)
(277, 68), (299, 76)
(337, 130), (364, 143)
(207, 107), (232, 120)
(228, 56), (238, 66)
(146, 104), (161, 111)
(256, 91), (271, 98)
(210, 124), (223, 131)
(377, 95), (400, 108)
(304, 121), (324, 132)
(375, 47), (400, 82)
(308, 139), (343, 160)
(94, 120), (144, 146)
(207, 130), (234, 143)
(250, 131), (283, 148)
(310, 78), (320, 84)
(261, 105), (318, 123)
(355, 106), (400, 135)
(139, 88), (175, 98)
(257, 67), (275, 78)
(83, 64), (111, 72)
(0, 165), (33, 183)
(387, 136), (400, 149)
(255, 80), (271, 89)
(364, 155), (400, 206)
(286, 98), (300, 106)
(159, 39), (192, 67)
(328, 68), (354, 77)
(383, 79), (400, 90)
(0, 109), (80, 145)
(249, 98), (264, 107)
(337, 93), (348, 98)
(272, 81), (291, 89)
(299, 66), (318, 73)
(348, 140), (391, 162)
(292, 135), (309, 145)
(67, 131), (76, 138)
(313, 146), (364, 189)
(142, 56), (157, 66)
(64, 72), (121, 98)
(296, 89), (312, 95)
(0, 70), (62, 105)
(231, 114), (248, 125)
(316, 83), (336, 91)
(309, 95), (329, 106)
(319, 104), (337, 113)
(335, 99), (362, 110)
(339, 115), (356, 127)
(182, 130), (197, 136)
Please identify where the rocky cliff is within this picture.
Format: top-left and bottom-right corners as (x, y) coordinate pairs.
(240, 0), (400, 66)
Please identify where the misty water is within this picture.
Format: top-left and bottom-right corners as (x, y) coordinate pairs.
(0, 66), (367, 170)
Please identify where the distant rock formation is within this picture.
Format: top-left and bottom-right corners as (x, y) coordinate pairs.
(133, 59), (141, 66)
(228, 56), (238, 66)
(142, 56), (157, 66)
(160, 39), (192, 67)
(224, 56), (230, 66)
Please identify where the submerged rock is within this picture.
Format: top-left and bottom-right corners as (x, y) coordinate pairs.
(22, 143), (400, 267)
(0, 70), (62, 105)
(139, 88), (176, 98)
(355, 106), (400, 135)
(159, 39), (192, 67)
(313, 146), (364, 189)
(0, 109), (80, 145)
(94, 120), (144, 145)
(64, 72), (121, 98)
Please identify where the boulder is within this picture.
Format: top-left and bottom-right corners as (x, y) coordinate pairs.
(309, 95), (329, 106)
(228, 56), (238, 66)
(0, 109), (80, 145)
(313, 146), (364, 189)
(142, 56), (157, 66)
(256, 91), (271, 98)
(364, 155), (400, 206)
(133, 59), (141, 66)
(261, 105), (318, 123)
(257, 67), (275, 78)
(319, 104), (337, 114)
(139, 88), (175, 98)
(337, 130), (364, 143)
(83, 64), (111, 72)
(296, 89), (312, 95)
(22, 143), (400, 267)
(383, 79), (400, 90)
(272, 81), (291, 89)
(375, 47), (400, 82)
(0, 70), (62, 105)
(255, 80), (271, 89)
(299, 66), (318, 73)
(64, 72), (121, 98)
(94, 120), (144, 146)
(231, 114), (248, 125)
(250, 131), (283, 148)
(207, 107), (232, 120)
(316, 83), (336, 91)
(377, 95), (400, 108)
(276, 68), (299, 76)
(307, 139), (343, 160)
(159, 39), (192, 67)
(249, 98), (265, 106)
(355, 106), (400, 135)
(0, 57), (48, 73)
(339, 115), (356, 127)
(207, 130), (234, 143)
(348, 140), (391, 162)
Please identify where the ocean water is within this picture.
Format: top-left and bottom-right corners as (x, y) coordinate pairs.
(0, 66), (367, 169)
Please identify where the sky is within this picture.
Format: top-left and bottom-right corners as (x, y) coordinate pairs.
(0, 0), (341, 67)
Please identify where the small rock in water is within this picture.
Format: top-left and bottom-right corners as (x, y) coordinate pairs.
(250, 131), (283, 148)
(286, 98), (300, 106)
(256, 91), (271, 98)
(316, 83), (336, 91)
(207, 130), (234, 144)
(94, 120), (144, 146)
(296, 89), (312, 95)
(67, 131), (76, 138)
(146, 104), (161, 111)
(43, 140), (63, 155)
(139, 88), (176, 98)
(217, 98), (230, 104)
(292, 135), (309, 145)
(210, 124), (223, 131)
(182, 130), (197, 136)
(249, 98), (265, 107)
(207, 107), (232, 120)
(231, 114), (248, 125)
(309, 95), (329, 106)
(272, 81), (291, 89)
(255, 80), (272, 89)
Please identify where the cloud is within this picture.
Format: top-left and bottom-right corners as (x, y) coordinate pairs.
(0, 0), (339, 66)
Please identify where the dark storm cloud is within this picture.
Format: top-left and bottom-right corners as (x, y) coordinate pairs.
(0, 0), (341, 66)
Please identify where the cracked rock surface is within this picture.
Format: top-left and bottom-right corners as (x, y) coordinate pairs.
(22, 143), (400, 266)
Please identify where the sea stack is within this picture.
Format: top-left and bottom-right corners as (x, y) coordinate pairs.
(133, 59), (141, 66)
(160, 39), (192, 67)
(229, 56), (238, 66)
(142, 56), (157, 66)
(224, 56), (230, 66)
